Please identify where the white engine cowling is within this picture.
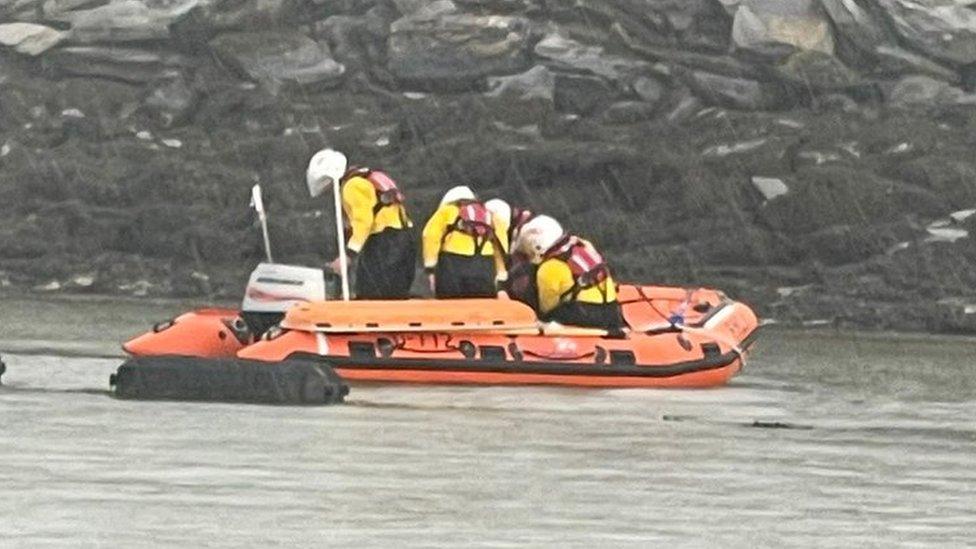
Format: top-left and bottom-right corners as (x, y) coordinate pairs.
(242, 263), (326, 314)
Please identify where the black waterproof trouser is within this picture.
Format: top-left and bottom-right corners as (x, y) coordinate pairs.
(435, 252), (496, 298)
(544, 301), (627, 333)
(356, 228), (417, 299)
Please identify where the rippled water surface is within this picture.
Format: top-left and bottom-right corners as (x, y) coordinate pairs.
(2, 297), (975, 547)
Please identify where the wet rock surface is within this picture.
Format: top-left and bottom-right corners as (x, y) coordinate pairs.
(3, 0), (976, 333)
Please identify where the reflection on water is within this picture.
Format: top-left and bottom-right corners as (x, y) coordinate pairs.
(2, 328), (976, 547)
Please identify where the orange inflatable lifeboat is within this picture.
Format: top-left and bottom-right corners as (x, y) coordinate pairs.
(123, 284), (759, 389)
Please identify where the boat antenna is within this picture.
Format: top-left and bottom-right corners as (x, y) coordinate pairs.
(331, 172), (350, 301)
(250, 184), (273, 263)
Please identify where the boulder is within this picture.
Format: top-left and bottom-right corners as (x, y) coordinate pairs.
(43, 46), (189, 82)
(484, 65), (555, 124)
(56, 77), (141, 135)
(486, 64), (554, 101)
(534, 33), (651, 86)
(210, 31), (345, 90)
(880, 156), (976, 204)
(392, 0), (456, 17)
(632, 76), (666, 105)
(797, 222), (909, 265)
(315, 15), (369, 71)
(873, 44), (960, 82)
(759, 165), (948, 235)
(40, 0), (107, 17)
(202, 0), (297, 31)
(553, 72), (616, 115)
(653, 0), (733, 51)
(599, 100), (658, 124)
(143, 72), (197, 127)
(64, 0), (197, 44)
(776, 50), (860, 90)
(818, 0), (890, 55)
(315, 5), (394, 73)
(685, 70), (784, 110)
(732, 0), (834, 58)
(387, 13), (532, 90)
(886, 75), (974, 105)
(0, 22), (68, 55)
(876, 0), (976, 65)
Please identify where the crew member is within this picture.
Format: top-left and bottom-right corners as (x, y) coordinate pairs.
(515, 216), (625, 331)
(485, 199), (540, 308)
(422, 186), (508, 298)
(306, 149), (416, 299)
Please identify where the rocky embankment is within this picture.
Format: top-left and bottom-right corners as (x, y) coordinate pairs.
(2, 0), (976, 333)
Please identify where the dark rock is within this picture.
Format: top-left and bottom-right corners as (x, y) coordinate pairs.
(819, 0), (891, 59)
(484, 65), (555, 124)
(873, 44), (960, 83)
(314, 15), (370, 72)
(816, 92), (860, 112)
(392, 0), (456, 17)
(776, 50), (860, 92)
(143, 72), (197, 127)
(534, 33), (651, 87)
(43, 46), (190, 82)
(553, 72), (615, 115)
(684, 70), (785, 110)
(759, 165), (948, 235)
(876, 0), (976, 66)
(797, 222), (911, 265)
(387, 13), (532, 90)
(209, 31), (345, 91)
(204, 0), (296, 30)
(886, 75), (976, 106)
(665, 93), (702, 123)
(487, 64), (553, 102)
(63, 0), (196, 44)
(600, 100), (657, 124)
(454, 0), (530, 13)
(631, 75), (665, 105)
(880, 156), (976, 205)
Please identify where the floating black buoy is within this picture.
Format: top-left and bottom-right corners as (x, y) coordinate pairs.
(0, 355), (6, 385)
(110, 356), (349, 405)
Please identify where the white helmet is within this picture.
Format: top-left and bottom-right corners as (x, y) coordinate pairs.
(515, 214), (564, 263)
(484, 199), (511, 226)
(440, 185), (476, 206)
(306, 148), (347, 197)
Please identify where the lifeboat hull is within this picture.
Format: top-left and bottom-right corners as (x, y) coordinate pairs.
(123, 286), (759, 389)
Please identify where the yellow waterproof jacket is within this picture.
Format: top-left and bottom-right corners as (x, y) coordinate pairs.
(341, 175), (411, 253)
(536, 239), (618, 314)
(422, 203), (509, 280)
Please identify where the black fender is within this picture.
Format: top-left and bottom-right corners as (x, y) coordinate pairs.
(110, 355), (348, 405)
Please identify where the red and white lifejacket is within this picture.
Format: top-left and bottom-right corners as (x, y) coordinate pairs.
(445, 200), (495, 252)
(545, 236), (610, 301)
(344, 167), (405, 213)
(509, 207), (535, 243)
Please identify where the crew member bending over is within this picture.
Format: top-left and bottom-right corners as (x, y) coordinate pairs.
(516, 216), (625, 331)
(485, 199), (541, 309)
(422, 186), (508, 298)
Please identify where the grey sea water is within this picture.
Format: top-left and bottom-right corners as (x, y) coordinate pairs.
(1, 297), (975, 547)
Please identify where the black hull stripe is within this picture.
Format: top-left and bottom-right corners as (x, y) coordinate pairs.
(289, 329), (759, 379)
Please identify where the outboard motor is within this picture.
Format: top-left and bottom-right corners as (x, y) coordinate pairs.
(241, 263), (326, 336)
